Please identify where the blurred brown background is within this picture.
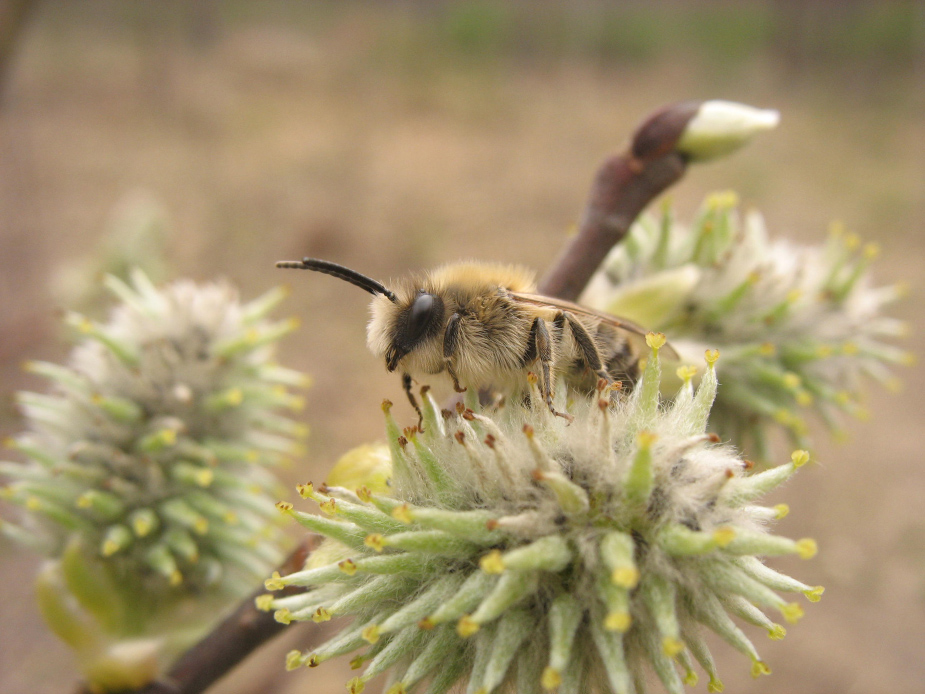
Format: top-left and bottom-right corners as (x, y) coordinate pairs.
(0, 1), (923, 693)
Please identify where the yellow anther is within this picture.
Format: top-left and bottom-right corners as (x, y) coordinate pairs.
(361, 625), (380, 644)
(794, 390), (813, 407)
(274, 609), (292, 625)
(611, 566), (640, 589)
(786, 289), (802, 303)
(356, 486), (372, 503)
(712, 526), (736, 547)
(349, 655), (365, 670)
(791, 450), (810, 468)
(782, 372), (801, 389)
(646, 332), (667, 350)
(816, 344), (833, 358)
(863, 242), (880, 260)
(751, 661), (772, 678)
(768, 624), (786, 640)
(835, 390), (853, 405)
(364, 534), (384, 552)
(391, 504), (413, 524)
(773, 503), (790, 520)
(676, 365), (698, 382)
(844, 233), (861, 251)
(662, 636), (684, 657)
(347, 677), (365, 694)
(102, 539), (121, 557)
(193, 518), (209, 535)
(480, 550), (505, 574)
(901, 352), (916, 367)
(276, 501), (293, 512)
(605, 611), (631, 632)
(319, 498), (337, 515)
(285, 650), (303, 671)
(297, 482), (314, 498)
(457, 616), (480, 638)
(255, 594), (274, 611)
(76, 494), (93, 509)
(797, 538), (818, 559)
(288, 396), (305, 412)
(805, 585), (825, 602)
(385, 684), (406, 694)
(707, 677), (725, 692)
(541, 666), (563, 690)
(338, 559), (357, 575)
(195, 469), (214, 487)
(265, 571), (285, 591)
(773, 409), (793, 425)
(781, 602), (804, 623)
(636, 430), (658, 448)
(25, 496), (41, 511)
(758, 342), (776, 356)
(418, 617), (435, 630)
(684, 671), (699, 686)
(169, 570), (183, 587)
(704, 349), (720, 365)
(312, 607), (332, 623)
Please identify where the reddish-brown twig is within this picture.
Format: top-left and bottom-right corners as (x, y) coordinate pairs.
(539, 101), (700, 300)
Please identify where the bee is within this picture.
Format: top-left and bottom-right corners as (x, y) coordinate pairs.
(277, 258), (675, 424)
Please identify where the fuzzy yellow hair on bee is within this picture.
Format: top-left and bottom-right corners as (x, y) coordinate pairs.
(277, 258), (673, 425)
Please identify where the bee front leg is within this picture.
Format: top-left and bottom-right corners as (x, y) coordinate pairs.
(402, 372), (425, 430)
(561, 311), (612, 384)
(532, 317), (574, 423)
(443, 312), (467, 393)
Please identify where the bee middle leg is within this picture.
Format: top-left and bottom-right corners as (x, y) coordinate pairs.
(560, 311), (613, 384)
(532, 317), (573, 423)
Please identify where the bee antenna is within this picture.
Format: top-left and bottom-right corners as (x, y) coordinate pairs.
(275, 258), (398, 303)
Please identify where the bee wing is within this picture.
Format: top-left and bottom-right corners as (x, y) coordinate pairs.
(509, 292), (680, 361)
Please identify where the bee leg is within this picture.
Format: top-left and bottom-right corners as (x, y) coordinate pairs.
(561, 311), (612, 384)
(443, 312), (467, 393)
(532, 317), (574, 423)
(402, 372), (425, 431)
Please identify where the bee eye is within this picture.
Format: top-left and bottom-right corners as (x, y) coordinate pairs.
(408, 292), (439, 340)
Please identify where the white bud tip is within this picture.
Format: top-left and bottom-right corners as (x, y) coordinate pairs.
(678, 101), (780, 162)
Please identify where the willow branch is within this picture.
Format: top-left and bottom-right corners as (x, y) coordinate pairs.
(538, 101), (700, 301)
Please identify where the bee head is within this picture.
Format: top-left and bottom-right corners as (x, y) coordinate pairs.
(383, 290), (445, 371)
(276, 257), (444, 372)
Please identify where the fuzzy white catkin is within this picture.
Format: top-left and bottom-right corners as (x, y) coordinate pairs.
(581, 192), (909, 459)
(1, 269), (309, 691)
(268, 336), (821, 694)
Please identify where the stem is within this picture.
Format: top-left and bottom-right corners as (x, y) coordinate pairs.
(538, 101), (699, 301)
